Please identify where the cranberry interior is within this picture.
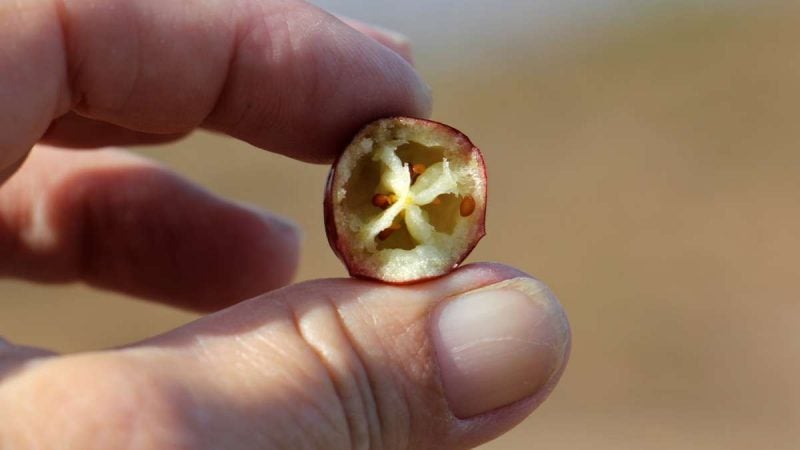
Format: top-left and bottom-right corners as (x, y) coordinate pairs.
(327, 118), (486, 283)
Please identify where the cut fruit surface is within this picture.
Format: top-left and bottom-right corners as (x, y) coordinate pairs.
(324, 117), (487, 283)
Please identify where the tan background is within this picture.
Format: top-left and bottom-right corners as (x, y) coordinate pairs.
(2, 2), (799, 449)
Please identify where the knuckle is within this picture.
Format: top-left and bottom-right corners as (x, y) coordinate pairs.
(287, 282), (448, 449)
(286, 290), (393, 449)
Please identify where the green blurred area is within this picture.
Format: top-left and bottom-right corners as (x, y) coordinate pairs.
(2, 2), (799, 449)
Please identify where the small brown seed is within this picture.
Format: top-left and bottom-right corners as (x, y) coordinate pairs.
(372, 193), (391, 209)
(377, 223), (402, 240)
(432, 196), (442, 206)
(459, 195), (476, 217)
(409, 163), (426, 183)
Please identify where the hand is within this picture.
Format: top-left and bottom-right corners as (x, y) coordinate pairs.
(0, 0), (571, 448)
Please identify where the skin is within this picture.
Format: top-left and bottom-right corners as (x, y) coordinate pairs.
(0, 0), (570, 448)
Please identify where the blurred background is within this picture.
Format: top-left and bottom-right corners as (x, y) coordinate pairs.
(2, 0), (799, 448)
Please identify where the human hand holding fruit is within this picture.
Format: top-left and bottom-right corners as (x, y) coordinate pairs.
(0, 1), (570, 448)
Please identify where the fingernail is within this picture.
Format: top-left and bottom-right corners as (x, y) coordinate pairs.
(372, 29), (433, 111)
(432, 277), (570, 418)
(264, 212), (302, 242)
(368, 24), (410, 49)
(339, 17), (411, 51)
(238, 202), (303, 242)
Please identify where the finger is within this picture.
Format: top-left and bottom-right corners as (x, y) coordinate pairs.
(41, 113), (188, 148)
(0, 145), (300, 311)
(0, 264), (569, 449)
(1, 0), (432, 179)
(38, 18), (416, 150)
(105, 263), (567, 449)
(339, 17), (414, 63)
(41, 17), (416, 149)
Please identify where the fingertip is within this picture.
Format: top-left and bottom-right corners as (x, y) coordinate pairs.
(73, 164), (303, 311)
(204, 2), (433, 163)
(233, 206), (303, 301)
(431, 276), (569, 418)
(0, 147), (303, 311)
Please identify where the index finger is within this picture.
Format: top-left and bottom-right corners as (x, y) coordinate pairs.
(0, 0), (431, 174)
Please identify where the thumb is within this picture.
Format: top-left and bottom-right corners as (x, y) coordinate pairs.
(1, 263), (569, 449)
(144, 263), (571, 449)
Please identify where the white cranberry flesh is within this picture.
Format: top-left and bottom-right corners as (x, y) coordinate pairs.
(324, 117), (487, 284)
